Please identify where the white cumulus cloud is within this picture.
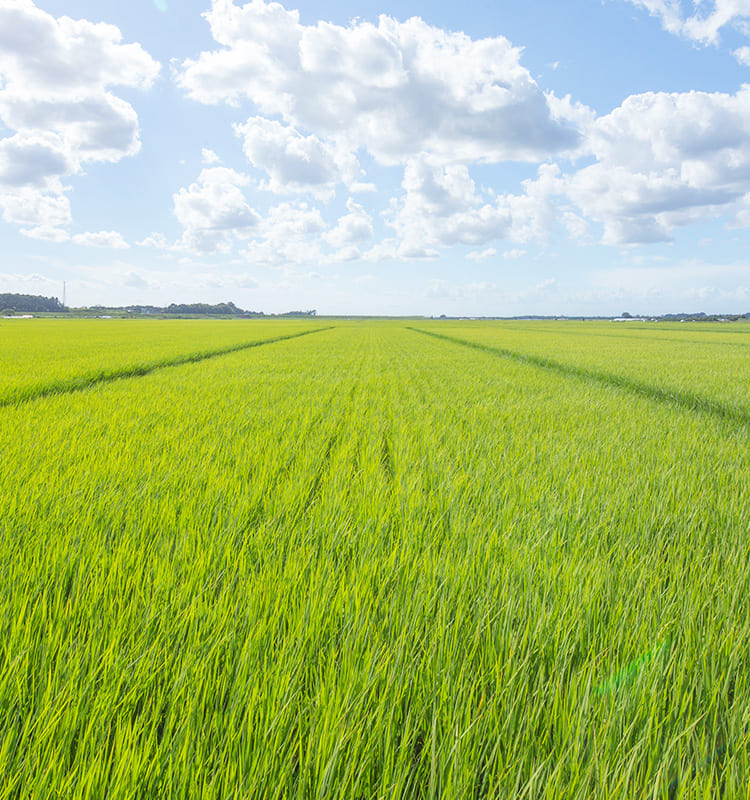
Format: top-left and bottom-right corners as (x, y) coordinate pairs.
(72, 230), (129, 248)
(174, 166), (260, 253)
(201, 148), (222, 164)
(242, 201), (326, 267)
(622, 0), (750, 45)
(565, 85), (750, 243)
(465, 247), (497, 261)
(389, 157), (566, 255)
(178, 0), (582, 166)
(234, 116), (361, 196)
(324, 199), (374, 248)
(0, 0), (159, 238)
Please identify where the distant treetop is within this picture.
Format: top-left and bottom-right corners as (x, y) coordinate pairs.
(0, 293), (66, 313)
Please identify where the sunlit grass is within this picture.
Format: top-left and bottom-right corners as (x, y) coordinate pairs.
(0, 318), (323, 405)
(0, 321), (748, 798)
(416, 318), (750, 416)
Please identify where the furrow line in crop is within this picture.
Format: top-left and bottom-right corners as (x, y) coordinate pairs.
(0, 326), (334, 410)
(380, 431), (394, 484)
(408, 326), (750, 428)
(300, 423), (342, 515)
(247, 381), (343, 525)
(488, 326), (750, 348)
(294, 352), (364, 520)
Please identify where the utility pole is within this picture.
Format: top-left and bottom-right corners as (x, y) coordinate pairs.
(63, 281), (66, 309)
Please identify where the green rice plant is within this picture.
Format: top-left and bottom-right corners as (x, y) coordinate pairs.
(0, 322), (748, 798)
(414, 318), (750, 420)
(0, 319), (325, 406)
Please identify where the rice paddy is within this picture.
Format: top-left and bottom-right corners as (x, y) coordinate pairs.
(1, 319), (748, 799)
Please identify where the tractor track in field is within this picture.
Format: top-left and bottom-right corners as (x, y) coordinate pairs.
(236, 379), (344, 531)
(380, 430), (394, 484)
(0, 327), (334, 410)
(298, 354), (365, 518)
(408, 326), (750, 429)
(478, 324), (750, 349)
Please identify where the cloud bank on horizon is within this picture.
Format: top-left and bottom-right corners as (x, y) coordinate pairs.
(3, 0), (750, 314)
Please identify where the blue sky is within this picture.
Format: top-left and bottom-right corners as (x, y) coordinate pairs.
(3, 0), (750, 315)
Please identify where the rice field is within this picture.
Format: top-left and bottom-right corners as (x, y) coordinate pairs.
(0, 319), (323, 406)
(1, 319), (748, 799)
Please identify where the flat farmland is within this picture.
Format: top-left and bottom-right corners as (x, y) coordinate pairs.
(0, 319), (324, 406)
(1, 320), (748, 799)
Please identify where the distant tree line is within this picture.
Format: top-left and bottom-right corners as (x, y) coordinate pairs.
(1, 293), (66, 313)
(164, 302), (245, 316)
(122, 303), (316, 317)
(656, 312), (750, 322)
(0, 294), (320, 317)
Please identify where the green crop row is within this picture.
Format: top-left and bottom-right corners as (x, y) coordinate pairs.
(415, 319), (750, 419)
(0, 323), (748, 798)
(0, 319), (324, 406)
